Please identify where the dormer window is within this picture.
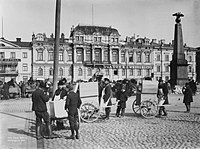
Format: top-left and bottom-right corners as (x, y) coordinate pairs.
(94, 37), (97, 42)
(98, 37), (101, 42)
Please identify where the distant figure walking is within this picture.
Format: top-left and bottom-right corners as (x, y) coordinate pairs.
(182, 82), (193, 113)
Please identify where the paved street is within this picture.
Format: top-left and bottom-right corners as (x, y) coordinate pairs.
(1, 93), (200, 149)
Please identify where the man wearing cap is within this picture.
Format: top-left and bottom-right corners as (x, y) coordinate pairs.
(32, 81), (56, 139)
(65, 84), (82, 140)
(103, 78), (112, 120)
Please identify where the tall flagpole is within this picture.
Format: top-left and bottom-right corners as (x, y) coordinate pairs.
(2, 16), (3, 38)
(92, 4), (93, 25)
(53, 0), (61, 94)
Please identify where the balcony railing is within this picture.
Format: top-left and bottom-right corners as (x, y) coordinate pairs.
(83, 61), (111, 66)
(0, 70), (18, 75)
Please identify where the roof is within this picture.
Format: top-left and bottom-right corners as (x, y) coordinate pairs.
(10, 41), (32, 47)
(70, 25), (120, 37)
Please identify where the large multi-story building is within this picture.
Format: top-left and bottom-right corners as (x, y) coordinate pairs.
(0, 25), (196, 83)
(31, 24), (197, 82)
(0, 37), (32, 82)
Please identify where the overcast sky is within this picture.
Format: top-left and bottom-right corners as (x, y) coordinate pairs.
(0, 0), (200, 47)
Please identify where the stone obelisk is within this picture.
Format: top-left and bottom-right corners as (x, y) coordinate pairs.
(170, 12), (188, 86)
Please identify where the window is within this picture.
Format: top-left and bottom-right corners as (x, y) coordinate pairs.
(146, 69), (150, 76)
(129, 69), (134, 76)
(112, 50), (118, 62)
(59, 51), (63, 61)
(114, 69), (118, 75)
(78, 68), (83, 76)
(157, 54), (161, 61)
(48, 51), (54, 61)
(111, 38), (115, 42)
(104, 50), (109, 61)
(188, 66), (192, 73)
(80, 36), (84, 41)
(121, 51), (125, 62)
(22, 63), (28, 71)
(76, 36), (79, 41)
(105, 69), (109, 76)
(137, 52), (142, 62)
(145, 52), (150, 62)
(137, 69), (142, 76)
(165, 55), (169, 61)
(94, 37), (97, 42)
(188, 56), (192, 62)
(22, 52), (28, 58)
(68, 67), (72, 76)
(37, 50), (43, 61)
(10, 52), (15, 58)
(68, 50), (72, 61)
(115, 38), (119, 43)
(129, 52), (133, 62)
(0, 52), (5, 58)
(86, 50), (91, 61)
(98, 37), (101, 42)
(59, 68), (63, 76)
(87, 68), (92, 76)
(38, 67), (43, 76)
(94, 49), (101, 62)
(49, 68), (53, 76)
(76, 49), (83, 62)
(165, 65), (169, 72)
(157, 66), (161, 72)
(122, 69), (126, 76)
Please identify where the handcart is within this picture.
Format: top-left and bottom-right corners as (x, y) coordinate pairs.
(79, 82), (118, 123)
(132, 80), (163, 118)
(49, 93), (68, 128)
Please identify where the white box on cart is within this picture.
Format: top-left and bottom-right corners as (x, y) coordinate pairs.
(49, 100), (67, 118)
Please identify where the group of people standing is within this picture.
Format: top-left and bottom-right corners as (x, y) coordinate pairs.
(31, 76), (197, 140)
(32, 78), (82, 140)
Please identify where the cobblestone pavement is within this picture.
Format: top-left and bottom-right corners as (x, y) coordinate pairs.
(43, 94), (200, 149)
(0, 98), (37, 149)
(1, 94), (200, 149)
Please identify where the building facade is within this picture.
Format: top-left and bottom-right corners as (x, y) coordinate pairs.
(0, 38), (32, 82)
(31, 25), (197, 82)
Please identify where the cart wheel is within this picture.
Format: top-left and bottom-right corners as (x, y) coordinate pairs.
(80, 103), (100, 123)
(132, 99), (141, 115)
(140, 100), (158, 118)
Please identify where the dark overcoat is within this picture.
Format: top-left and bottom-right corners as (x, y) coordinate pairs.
(182, 86), (193, 104)
(103, 84), (112, 106)
(65, 91), (82, 114)
(32, 88), (49, 112)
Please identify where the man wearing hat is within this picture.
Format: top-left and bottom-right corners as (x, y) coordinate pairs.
(32, 81), (56, 139)
(102, 78), (112, 120)
(65, 84), (82, 140)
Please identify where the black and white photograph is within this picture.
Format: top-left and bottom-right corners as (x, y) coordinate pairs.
(0, 0), (200, 148)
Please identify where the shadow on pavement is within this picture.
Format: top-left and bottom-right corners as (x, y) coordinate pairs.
(0, 112), (35, 122)
(8, 128), (35, 138)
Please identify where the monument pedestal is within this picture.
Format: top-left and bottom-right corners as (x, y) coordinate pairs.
(170, 12), (188, 86)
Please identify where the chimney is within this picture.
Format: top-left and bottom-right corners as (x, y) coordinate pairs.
(16, 38), (21, 42)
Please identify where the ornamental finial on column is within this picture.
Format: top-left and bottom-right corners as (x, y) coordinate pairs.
(172, 12), (184, 23)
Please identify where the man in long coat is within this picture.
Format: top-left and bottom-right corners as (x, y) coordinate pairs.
(103, 78), (112, 120)
(65, 84), (82, 140)
(32, 81), (56, 139)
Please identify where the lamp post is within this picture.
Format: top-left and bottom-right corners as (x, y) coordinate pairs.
(160, 40), (163, 80)
(125, 57), (128, 79)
